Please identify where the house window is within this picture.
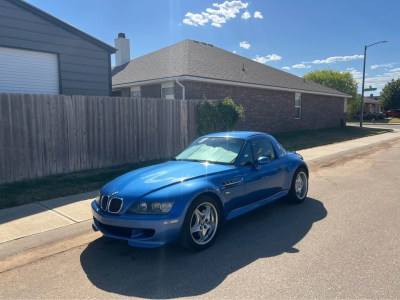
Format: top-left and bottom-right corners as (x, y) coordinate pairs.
(344, 98), (348, 113)
(295, 93), (301, 119)
(161, 82), (174, 99)
(130, 86), (140, 98)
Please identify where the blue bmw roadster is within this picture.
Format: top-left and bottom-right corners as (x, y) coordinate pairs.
(92, 131), (308, 251)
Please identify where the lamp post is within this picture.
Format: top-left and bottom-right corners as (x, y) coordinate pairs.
(360, 40), (388, 127)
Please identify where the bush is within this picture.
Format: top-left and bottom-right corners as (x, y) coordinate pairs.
(197, 97), (245, 136)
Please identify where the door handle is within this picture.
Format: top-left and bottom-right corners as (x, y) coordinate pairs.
(276, 166), (283, 171)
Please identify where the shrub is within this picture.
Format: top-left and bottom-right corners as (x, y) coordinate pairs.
(197, 97), (245, 136)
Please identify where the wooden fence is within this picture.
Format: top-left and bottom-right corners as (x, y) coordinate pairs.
(0, 93), (209, 184)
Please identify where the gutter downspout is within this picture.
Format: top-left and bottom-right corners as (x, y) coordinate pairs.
(175, 79), (185, 100)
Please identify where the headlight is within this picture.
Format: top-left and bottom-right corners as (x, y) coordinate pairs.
(95, 193), (101, 206)
(127, 202), (174, 214)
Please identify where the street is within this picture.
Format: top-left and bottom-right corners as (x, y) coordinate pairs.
(0, 139), (399, 299)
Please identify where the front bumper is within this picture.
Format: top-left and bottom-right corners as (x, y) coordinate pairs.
(91, 201), (186, 248)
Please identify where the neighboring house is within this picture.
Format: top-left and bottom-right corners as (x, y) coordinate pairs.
(363, 96), (383, 113)
(0, 0), (115, 96)
(369, 93), (379, 101)
(112, 35), (350, 133)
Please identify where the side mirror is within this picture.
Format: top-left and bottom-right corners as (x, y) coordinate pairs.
(255, 156), (270, 169)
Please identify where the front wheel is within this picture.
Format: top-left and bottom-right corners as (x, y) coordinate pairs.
(287, 168), (308, 204)
(179, 196), (220, 251)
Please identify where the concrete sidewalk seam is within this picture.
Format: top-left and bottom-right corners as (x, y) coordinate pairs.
(37, 202), (79, 223)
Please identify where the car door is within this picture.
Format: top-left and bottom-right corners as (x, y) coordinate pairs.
(239, 138), (285, 204)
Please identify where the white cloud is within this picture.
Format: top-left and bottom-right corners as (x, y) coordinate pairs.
(239, 41), (251, 49)
(254, 11), (263, 18)
(292, 64), (311, 69)
(203, 12), (226, 27)
(183, 1), (249, 28)
(282, 67), (291, 70)
(345, 67), (363, 79)
(183, 13), (208, 26)
(233, 50), (237, 53)
(241, 11), (251, 19)
(370, 63), (395, 70)
(350, 68), (400, 92)
(182, 18), (194, 26)
(311, 55), (364, 64)
(206, 1), (249, 19)
(253, 54), (282, 64)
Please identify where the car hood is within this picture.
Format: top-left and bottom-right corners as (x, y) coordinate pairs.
(101, 161), (233, 198)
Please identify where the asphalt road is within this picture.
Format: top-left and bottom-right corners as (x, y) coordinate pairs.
(1, 140), (399, 299)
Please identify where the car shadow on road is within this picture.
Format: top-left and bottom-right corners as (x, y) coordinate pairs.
(80, 197), (327, 299)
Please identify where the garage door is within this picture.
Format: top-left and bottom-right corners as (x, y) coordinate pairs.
(0, 47), (59, 94)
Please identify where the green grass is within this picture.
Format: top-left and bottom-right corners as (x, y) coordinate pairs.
(347, 118), (400, 124)
(0, 159), (166, 210)
(0, 126), (391, 210)
(273, 126), (391, 152)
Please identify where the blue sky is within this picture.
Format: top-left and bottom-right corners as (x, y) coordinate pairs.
(27, 0), (399, 95)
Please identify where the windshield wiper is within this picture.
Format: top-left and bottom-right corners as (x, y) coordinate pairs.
(177, 159), (204, 162)
(176, 159), (231, 165)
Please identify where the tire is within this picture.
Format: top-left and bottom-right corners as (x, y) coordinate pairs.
(287, 167), (308, 204)
(179, 195), (220, 251)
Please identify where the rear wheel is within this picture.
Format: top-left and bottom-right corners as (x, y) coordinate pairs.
(179, 196), (220, 251)
(287, 168), (308, 204)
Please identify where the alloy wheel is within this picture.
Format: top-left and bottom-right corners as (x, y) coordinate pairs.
(295, 172), (308, 200)
(190, 202), (218, 245)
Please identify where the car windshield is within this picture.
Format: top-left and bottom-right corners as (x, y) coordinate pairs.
(175, 137), (245, 165)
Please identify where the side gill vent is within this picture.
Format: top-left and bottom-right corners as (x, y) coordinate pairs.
(222, 179), (241, 187)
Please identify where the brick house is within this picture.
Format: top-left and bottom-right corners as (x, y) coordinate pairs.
(112, 35), (350, 133)
(363, 95), (383, 113)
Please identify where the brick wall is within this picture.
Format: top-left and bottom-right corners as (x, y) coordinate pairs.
(141, 84), (161, 98)
(177, 81), (345, 133)
(120, 88), (130, 97)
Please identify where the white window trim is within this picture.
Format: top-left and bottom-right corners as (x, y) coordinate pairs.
(161, 82), (175, 99)
(130, 86), (140, 92)
(295, 92), (301, 119)
(161, 82), (174, 88)
(130, 86), (141, 98)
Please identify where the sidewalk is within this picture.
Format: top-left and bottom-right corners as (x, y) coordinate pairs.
(299, 125), (400, 164)
(1, 127), (400, 259)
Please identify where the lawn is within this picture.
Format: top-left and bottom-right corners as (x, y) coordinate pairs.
(0, 126), (392, 209)
(0, 159), (166, 210)
(271, 126), (391, 151)
(347, 118), (400, 124)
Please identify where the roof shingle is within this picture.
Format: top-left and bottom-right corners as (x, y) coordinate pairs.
(112, 39), (349, 97)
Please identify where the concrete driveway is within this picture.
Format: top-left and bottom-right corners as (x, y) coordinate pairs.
(0, 139), (399, 299)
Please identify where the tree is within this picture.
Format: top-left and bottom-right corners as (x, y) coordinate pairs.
(303, 69), (360, 118)
(197, 97), (245, 136)
(379, 79), (400, 112)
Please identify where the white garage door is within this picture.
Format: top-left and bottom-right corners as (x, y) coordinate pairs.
(0, 47), (59, 94)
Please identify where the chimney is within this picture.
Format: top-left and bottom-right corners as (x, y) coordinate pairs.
(114, 33), (130, 66)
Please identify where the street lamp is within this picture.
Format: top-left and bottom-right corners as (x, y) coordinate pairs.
(360, 40), (388, 127)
